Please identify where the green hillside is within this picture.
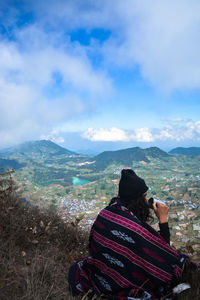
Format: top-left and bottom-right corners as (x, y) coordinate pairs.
(0, 140), (84, 188)
(169, 147), (200, 156)
(3, 140), (77, 157)
(143, 146), (170, 158)
(0, 158), (26, 171)
(93, 147), (149, 170)
(0, 140), (80, 167)
(89, 146), (170, 171)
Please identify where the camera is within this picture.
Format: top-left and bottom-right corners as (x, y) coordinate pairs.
(148, 197), (166, 209)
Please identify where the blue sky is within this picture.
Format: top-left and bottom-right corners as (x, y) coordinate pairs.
(0, 0), (200, 153)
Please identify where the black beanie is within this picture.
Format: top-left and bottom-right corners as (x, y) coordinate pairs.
(118, 169), (148, 200)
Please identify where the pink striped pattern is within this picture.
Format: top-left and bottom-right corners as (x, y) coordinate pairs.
(78, 261), (100, 293)
(79, 268), (89, 282)
(95, 220), (105, 229)
(142, 248), (165, 263)
(90, 279), (100, 294)
(100, 209), (179, 258)
(87, 257), (140, 290)
(131, 272), (148, 282)
(174, 265), (182, 279)
(92, 229), (172, 282)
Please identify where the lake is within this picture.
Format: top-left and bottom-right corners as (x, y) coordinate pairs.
(72, 177), (91, 186)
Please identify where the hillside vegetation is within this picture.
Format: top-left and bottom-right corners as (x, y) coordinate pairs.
(0, 158), (26, 170)
(169, 147), (200, 156)
(0, 140), (77, 159)
(0, 170), (200, 299)
(0, 170), (89, 300)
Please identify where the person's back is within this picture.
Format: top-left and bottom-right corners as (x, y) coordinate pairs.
(81, 200), (187, 299)
(68, 169), (199, 299)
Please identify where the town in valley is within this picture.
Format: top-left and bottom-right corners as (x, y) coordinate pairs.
(1, 140), (200, 252)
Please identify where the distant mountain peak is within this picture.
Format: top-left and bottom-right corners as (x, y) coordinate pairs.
(169, 147), (200, 156)
(90, 146), (170, 171)
(1, 140), (78, 157)
(143, 147), (170, 158)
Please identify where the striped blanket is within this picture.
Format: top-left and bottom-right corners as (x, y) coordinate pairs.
(70, 202), (188, 299)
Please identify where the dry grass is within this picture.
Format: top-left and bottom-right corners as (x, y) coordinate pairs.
(0, 171), (199, 299)
(0, 171), (90, 300)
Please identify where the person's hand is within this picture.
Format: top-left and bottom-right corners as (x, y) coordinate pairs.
(152, 202), (169, 224)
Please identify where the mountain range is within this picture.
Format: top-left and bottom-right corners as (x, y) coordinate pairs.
(0, 140), (199, 171)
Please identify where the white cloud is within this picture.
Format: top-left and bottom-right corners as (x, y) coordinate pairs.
(0, 25), (112, 93)
(40, 130), (65, 145)
(1, 1), (200, 93)
(156, 128), (175, 141)
(184, 121), (200, 139)
(194, 121), (200, 134)
(156, 121), (200, 141)
(168, 118), (191, 123)
(0, 23), (113, 148)
(32, 0), (200, 91)
(99, 0), (200, 91)
(83, 127), (154, 142)
(29, 0), (115, 31)
(82, 127), (129, 142)
(131, 128), (154, 142)
(83, 121), (200, 143)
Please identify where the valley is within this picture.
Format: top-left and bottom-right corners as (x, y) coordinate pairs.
(1, 140), (200, 251)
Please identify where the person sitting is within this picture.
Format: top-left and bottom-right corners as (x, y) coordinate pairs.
(68, 169), (198, 299)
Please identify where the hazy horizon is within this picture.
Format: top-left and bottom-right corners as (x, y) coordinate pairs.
(0, 136), (199, 157)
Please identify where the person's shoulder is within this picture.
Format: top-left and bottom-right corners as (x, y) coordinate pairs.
(105, 203), (121, 213)
(106, 203), (138, 221)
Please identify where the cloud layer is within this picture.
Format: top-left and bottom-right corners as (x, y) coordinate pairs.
(0, 20), (112, 147)
(1, 0), (200, 148)
(83, 121), (200, 143)
(106, 0), (200, 90)
(32, 0), (200, 91)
